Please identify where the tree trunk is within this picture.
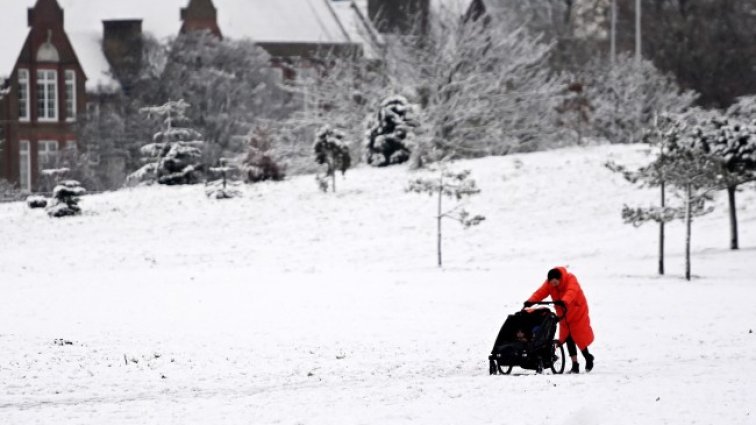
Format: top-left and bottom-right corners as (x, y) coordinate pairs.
(331, 171), (336, 193)
(659, 181), (665, 275)
(727, 185), (739, 250)
(685, 183), (692, 281)
(437, 186), (443, 268)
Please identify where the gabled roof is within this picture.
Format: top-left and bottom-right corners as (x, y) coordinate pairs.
(0, 0), (355, 90)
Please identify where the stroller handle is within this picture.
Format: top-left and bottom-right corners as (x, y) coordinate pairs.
(530, 301), (567, 320)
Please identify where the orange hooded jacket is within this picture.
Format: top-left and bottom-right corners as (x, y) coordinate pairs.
(527, 266), (595, 350)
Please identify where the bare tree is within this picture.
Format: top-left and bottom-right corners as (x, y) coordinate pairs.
(406, 163), (485, 267)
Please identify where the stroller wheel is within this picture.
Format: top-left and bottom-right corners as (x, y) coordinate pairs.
(497, 363), (513, 375)
(549, 340), (566, 374)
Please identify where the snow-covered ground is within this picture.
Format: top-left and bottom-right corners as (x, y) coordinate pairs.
(1, 144), (755, 425)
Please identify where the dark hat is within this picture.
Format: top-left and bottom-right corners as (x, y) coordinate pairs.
(547, 268), (562, 281)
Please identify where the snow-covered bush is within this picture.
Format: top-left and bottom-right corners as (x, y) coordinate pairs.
(364, 95), (418, 167)
(406, 163), (485, 267)
(313, 126), (351, 192)
(47, 180), (86, 218)
(126, 100), (205, 187)
(26, 195), (48, 209)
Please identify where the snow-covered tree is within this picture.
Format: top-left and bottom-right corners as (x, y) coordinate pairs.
(607, 114), (715, 277)
(384, 9), (565, 161)
(364, 95), (418, 167)
(241, 125), (286, 183)
(678, 113), (756, 250)
(580, 54), (698, 143)
(157, 32), (288, 164)
(661, 120), (721, 280)
(47, 180), (86, 218)
(127, 100), (205, 186)
(406, 163), (485, 267)
(205, 158), (242, 200)
(313, 126), (351, 192)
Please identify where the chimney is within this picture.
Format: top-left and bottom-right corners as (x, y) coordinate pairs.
(102, 20), (143, 89)
(368, 0), (429, 35)
(180, 0), (222, 39)
(28, 0), (64, 29)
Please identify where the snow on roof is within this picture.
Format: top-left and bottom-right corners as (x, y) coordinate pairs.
(0, 0), (33, 81)
(331, 1), (383, 58)
(67, 32), (121, 92)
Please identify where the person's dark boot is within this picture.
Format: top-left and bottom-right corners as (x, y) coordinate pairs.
(582, 349), (594, 372)
(584, 353), (594, 372)
(569, 363), (580, 374)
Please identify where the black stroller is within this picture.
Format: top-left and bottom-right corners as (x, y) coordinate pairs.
(488, 302), (566, 375)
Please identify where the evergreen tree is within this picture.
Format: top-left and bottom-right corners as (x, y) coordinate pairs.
(313, 126), (351, 192)
(127, 100), (205, 186)
(406, 163), (485, 267)
(364, 95), (418, 167)
(699, 110), (756, 250)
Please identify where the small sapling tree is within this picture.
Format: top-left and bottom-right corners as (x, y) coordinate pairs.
(406, 163), (485, 267)
(606, 114), (674, 275)
(364, 95), (418, 167)
(313, 125), (351, 192)
(608, 114), (718, 279)
(47, 180), (86, 218)
(206, 158), (242, 199)
(662, 125), (720, 280)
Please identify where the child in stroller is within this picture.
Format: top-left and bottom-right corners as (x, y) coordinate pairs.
(488, 302), (566, 375)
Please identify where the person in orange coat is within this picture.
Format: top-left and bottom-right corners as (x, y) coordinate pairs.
(524, 266), (595, 373)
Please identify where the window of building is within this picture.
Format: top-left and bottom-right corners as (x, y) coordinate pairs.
(37, 70), (58, 121)
(18, 69), (30, 121)
(19, 140), (31, 192)
(38, 140), (59, 172)
(65, 70), (76, 122)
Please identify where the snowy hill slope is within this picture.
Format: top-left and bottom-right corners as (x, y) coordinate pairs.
(1, 144), (755, 424)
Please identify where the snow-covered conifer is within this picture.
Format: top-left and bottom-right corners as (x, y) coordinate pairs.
(364, 95), (418, 167)
(406, 163), (485, 267)
(313, 126), (351, 192)
(126, 100), (205, 186)
(677, 112), (756, 250)
(46, 180), (86, 218)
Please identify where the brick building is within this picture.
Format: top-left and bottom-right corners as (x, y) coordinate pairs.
(0, 0), (376, 192)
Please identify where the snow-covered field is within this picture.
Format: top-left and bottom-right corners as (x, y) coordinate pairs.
(1, 144), (755, 425)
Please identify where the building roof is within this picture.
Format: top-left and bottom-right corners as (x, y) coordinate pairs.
(0, 0), (355, 90)
(331, 1), (383, 58)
